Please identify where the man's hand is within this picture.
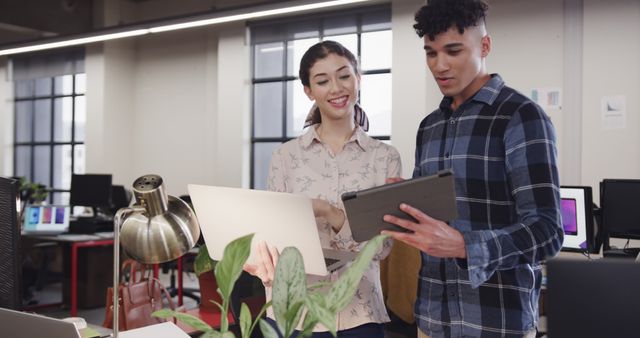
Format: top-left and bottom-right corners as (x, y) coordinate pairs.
(243, 241), (280, 287)
(386, 177), (404, 184)
(312, 198), (346, 233)
(382, 203), (466, 258)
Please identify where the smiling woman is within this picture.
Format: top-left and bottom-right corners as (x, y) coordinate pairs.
(249, 4), (392, 190)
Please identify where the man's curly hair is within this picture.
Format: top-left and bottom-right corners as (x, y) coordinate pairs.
(414, 0), (489, 40)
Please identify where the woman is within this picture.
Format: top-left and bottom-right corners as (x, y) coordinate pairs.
(245, 40), (401, 337)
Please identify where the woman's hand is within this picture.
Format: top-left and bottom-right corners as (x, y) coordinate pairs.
(242, 241), (280, 287)
(312, 198), (346, 233)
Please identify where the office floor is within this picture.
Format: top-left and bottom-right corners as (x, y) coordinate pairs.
(26, 269), (416, 338)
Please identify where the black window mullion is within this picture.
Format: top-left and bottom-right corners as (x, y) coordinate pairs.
(29, 98), (35, 182)
(48, 77), (55, 203)
(71, 75), (76, 176)
(282, 40), (289, 140)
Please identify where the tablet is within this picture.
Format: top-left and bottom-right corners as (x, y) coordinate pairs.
(342, 169), (457, 242)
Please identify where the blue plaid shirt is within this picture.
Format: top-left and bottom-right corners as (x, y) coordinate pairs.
(414, 74), (563, 338)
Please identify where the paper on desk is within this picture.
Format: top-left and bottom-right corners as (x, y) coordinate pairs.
(79, 326), (101, 338)
(120, 322), (190, 338)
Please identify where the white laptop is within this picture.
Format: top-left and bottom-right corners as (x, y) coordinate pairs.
(188, 184), (356, 276)
(22, 205), (71, 234)
(0, 307), (81, 338)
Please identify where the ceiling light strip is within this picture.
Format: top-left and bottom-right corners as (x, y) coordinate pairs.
(0, 0), (374, 56)
(149, 0), (372, 33)
(0, 30), (149, 56)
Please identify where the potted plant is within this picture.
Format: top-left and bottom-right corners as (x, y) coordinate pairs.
(154, 233), (387, 338)
(17, 177), (49, 205)
(193, 244), (220, 311)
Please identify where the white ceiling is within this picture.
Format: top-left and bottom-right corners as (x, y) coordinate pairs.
(0, 0), (293, 47)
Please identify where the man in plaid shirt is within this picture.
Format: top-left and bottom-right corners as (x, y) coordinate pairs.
(382, 1), (563, 337)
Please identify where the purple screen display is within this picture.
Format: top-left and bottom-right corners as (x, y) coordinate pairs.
(561, 198), (578, 235)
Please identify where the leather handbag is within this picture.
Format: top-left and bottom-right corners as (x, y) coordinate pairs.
(103, 259), (176, 331)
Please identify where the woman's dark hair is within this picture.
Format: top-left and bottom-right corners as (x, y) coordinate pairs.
(298, 40), (359, 87)
(414, 0), (489, 41)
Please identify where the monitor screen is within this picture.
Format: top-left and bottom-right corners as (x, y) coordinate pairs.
(547, 258), (640, 338)
(110, 185), (130, 211)
(0, 176), (22, 310)
(560, 186), (596, 253)
(601, 179), (640, 240)
(22, 205), (70, 234)
(69, 174), (112, 208)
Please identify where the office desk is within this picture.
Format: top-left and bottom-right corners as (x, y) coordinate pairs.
(24, 233), (114, 316)
(24, 233), (184, 316)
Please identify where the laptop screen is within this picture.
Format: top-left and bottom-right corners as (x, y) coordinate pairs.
(23, 205), (70, 233)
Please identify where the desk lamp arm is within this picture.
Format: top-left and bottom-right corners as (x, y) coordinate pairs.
(112, 205), (144, 338)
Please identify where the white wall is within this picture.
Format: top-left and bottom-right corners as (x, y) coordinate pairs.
(85, 40), (136, 186)
(83, 22), (247, 195)
(582, 0), (640, 201)
(391, 0), (430, 178)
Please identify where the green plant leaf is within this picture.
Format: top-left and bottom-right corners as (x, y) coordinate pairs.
(272, 247), (306, 336)
(305, 293), (336, 336)
(259, 319), (280, 338)
(215, 233), (254, 301)
(199, 331), (234, 338)
(326, 234), (387, 312)
(152, 309), (213, 333)
(247, 300), (272, 336)
(306, 281), (332, 292)
(194, 244), (217, 276)
(299, 313), (318, 338)
(239, 303), (252, 338)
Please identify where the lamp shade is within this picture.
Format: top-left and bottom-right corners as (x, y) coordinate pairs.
(118, 174), (200, 264)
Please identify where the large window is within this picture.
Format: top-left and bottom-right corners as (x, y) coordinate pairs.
(250, 5), (392, 189)
(12, 50), (86, 204)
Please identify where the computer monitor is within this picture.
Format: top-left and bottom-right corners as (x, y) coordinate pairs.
(547, 258), (640, 338)
(110, 185), (130, 210)
(560, 186), (598, 253)
(601, 179), (640, 252)
(69, 174), (112, 213)
(0, 176), (23, 310)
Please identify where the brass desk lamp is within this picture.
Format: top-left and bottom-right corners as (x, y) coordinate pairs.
(112, 174), (200, 337)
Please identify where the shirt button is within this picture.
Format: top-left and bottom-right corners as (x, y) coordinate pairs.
(449, 119), (456, 125)
(445, 153), (450, 158)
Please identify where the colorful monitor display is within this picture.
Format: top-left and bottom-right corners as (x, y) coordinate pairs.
(560, 186), (596, 253)
(22, 205), (70, 234)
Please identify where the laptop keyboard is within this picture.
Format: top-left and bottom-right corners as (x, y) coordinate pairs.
(324, 257), (340, 267)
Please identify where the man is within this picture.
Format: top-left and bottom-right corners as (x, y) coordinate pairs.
(382, 1), (563, 337)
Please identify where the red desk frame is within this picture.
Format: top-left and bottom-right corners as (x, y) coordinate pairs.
(24, 235), (170, 317)
(69, 238), (114, 316)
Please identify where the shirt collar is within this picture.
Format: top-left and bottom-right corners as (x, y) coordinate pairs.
(300, 125), (370, 151)
(438, 73), (505, 111)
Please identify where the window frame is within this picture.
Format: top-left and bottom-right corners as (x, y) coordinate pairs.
(13, 73), (85, 204)
(249, 5), (392, 189)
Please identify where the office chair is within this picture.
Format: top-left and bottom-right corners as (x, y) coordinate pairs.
(161, 254), (201, 304)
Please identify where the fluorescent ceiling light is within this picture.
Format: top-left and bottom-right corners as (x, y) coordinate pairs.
(0, 0), (376, 56)
(149, 0), (373, 33)
(0, 30), (149, 56)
